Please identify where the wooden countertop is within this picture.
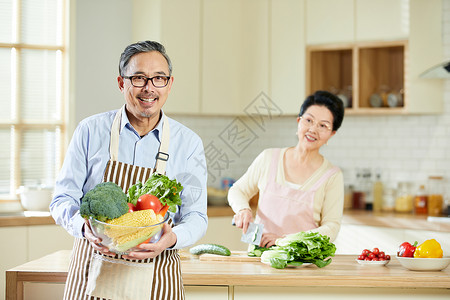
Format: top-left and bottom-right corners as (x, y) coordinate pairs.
(1, 207), (450, 232)
(6, 249), (450, 300)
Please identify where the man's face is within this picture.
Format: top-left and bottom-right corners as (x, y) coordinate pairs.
(118, 51), (173, 122)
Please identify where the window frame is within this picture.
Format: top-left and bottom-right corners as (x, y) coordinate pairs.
(0, 0), (67, 201)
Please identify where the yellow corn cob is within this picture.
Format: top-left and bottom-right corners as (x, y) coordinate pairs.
(104, 209), (164, 248)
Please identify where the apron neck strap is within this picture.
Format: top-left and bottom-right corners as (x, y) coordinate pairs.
(109, 105), (170, 174)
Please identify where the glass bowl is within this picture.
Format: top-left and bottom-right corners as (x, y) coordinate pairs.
(89, 212), (169, 254)
(396, 256), (450, 271)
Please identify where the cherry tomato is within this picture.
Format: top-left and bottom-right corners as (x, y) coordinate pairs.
(378, 257), (385, 261)
(372, 248), (380, 256)
(385, 255), (391, 260)
(364, 257), (371, 261)
(372, 257), (379, 261)
(358, 255), (366, 260)
(362, 249), (371, 256)
(378, 252), (385, 259)
(135, 194), (163, 212)
(368, 253), (376, 259)
(127, 203), (135, 213)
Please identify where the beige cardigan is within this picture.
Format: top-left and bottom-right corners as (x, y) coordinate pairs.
(227, 147), (344, 241)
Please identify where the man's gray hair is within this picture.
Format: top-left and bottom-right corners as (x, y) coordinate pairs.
(119, 41), (172, 76)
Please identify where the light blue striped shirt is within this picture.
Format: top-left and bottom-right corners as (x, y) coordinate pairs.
(50, 108), (208, 249)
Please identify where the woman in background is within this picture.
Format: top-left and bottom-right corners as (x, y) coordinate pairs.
(228, 90), (345, 247)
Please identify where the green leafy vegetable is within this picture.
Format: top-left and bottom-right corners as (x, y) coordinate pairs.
(80, 182), (129, 222)
(260, 231), (336, 269)
(247, 244), (274, 257)
(127, 173), (183, 213)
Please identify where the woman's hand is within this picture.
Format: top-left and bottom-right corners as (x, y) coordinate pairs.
(260, 232), (281, 248)
(83, 219), (116, 256)
(233, 208), (253, 234)
(123, 223), (177, 260)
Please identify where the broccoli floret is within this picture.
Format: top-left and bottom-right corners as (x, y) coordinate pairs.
(80, 182), (128, 222)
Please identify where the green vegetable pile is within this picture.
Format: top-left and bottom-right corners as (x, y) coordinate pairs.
(80, 182), (129, 222)
(127, 173), (183, 213)
(247, 244), (274, 257)
(260, 231), (336, 269)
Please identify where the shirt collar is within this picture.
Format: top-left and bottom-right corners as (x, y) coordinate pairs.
(120, 106), (165, 141)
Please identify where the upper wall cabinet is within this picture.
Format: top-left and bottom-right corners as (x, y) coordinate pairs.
(132, 0), (202, 114)
(355, 0), (409, 41)
(306, 0), (354, 45)
(270, 0), (306, 116)
(202, 0), (270, 115)
(306, 0), (444, 115)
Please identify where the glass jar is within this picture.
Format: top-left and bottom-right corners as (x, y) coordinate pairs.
(395, 182), (413, 213)
(382, 187), (395, 212)
(414, 184), (428, 215)
(428, 176), (444, 216)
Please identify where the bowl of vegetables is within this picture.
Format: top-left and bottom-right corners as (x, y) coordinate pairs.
(81, 174), (183, 255)
(89, 210), (169, 254)
(396, 239), (449, 271)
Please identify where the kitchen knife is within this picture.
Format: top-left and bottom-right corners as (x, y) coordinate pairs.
(232, 218), (264, 246)
(241, 222), (264, 246)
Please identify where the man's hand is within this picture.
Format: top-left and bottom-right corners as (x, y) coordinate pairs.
(122, 222), (177, 260)
(83, 219), (116, 256)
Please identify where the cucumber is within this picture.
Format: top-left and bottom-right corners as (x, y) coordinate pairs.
(189, 243), (231, 256)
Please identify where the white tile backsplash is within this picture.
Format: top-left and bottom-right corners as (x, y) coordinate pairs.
(173, 2), (450, 202)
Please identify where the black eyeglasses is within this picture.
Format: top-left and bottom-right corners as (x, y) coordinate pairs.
(123, 75), (171, 88)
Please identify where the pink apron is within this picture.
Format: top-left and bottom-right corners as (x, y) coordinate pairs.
(256, 148), (339, 236)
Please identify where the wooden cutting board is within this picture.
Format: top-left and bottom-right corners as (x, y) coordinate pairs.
(198, 251), (261, 262)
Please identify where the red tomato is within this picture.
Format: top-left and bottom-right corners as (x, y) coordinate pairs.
(378, 252), (385, 259)
(362, 249), (371, 256)
(358, 255), (366, 260)
(372, 248), (380, 256)
(368, 253), (376, 259)
(127, 203), (135, 213)
(135, 194), (163, 212)
(385, 255), (391, 260)
(364, 257), (371, 261)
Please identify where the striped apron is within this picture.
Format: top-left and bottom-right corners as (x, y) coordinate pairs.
(63, 106), (184, 300)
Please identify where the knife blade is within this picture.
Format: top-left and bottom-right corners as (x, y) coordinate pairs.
(240, 222), (264, 246)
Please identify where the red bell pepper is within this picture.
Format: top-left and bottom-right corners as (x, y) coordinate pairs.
(397, 241), (418, 257)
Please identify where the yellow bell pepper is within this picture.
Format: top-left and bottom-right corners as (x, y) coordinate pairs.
(413, 239), (443, 258)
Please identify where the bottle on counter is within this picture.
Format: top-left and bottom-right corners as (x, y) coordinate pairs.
(414, 184), (428, 215)
(344, 185), (354, 210)
(372, 171), (384, 212)
(363, 169), (373, 211)
(382, 186), (396, 212)
(428, 176), (444, 216)
(395, 182), (413, 213)
(352, 170), (365, 210)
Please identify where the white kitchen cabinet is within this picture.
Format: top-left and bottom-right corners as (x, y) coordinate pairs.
(270, 0), (306, 115)
(185, 286), (229, 300)
(355, 0), (409, 41)
(306, 0), (355, 45)
(131, 0), (202, 115)
(202, 0), (269, 115)
(234, 286), (450, 300)
(0, 227), (27, 300)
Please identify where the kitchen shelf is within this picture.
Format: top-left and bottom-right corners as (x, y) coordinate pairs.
(306, 40), (407, 115)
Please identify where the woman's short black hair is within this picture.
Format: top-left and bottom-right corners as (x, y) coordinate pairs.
(298, 90), (345, 131)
